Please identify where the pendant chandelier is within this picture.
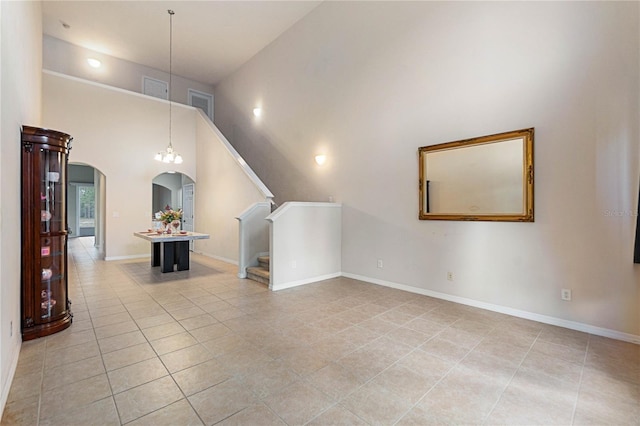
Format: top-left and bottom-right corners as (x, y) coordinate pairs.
(155, 9), (183, 164)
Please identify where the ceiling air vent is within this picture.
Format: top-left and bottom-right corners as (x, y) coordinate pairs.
(188, 89), (214, 121)
(143, 76), (168, 100)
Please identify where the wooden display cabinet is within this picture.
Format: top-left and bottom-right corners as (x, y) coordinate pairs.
(21, 126), (73, 340)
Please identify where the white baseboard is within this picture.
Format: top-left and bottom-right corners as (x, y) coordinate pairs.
(194, 251), (239, 266)
(271, 272), (342, 291)
(104, 254), (149, 261)
(342, 272), (640, 345)
(0, 340), (21, 420)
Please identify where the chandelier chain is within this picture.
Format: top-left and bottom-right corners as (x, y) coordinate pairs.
(154, 9), (182, 164)
(168, 9), (174, 150)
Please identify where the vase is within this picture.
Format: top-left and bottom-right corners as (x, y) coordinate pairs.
(171, 220), (181, 233)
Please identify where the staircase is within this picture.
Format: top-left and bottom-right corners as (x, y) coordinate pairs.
(246, 255), (270, 286)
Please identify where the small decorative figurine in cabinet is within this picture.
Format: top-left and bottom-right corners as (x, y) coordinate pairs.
(21, 126), (73, 340)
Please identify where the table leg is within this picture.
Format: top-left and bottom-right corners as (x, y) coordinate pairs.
(176, 241), (190, 271)
(152, 242), (160, 267)
(161, 241), (175, 273)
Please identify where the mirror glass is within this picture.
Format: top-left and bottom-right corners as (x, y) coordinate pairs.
(419, 128), (534, 222)
(152, 172), (194, 220)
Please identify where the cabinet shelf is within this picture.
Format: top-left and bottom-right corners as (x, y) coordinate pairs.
(41, 251), (64, 258)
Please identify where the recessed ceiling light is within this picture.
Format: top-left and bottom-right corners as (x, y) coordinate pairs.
(87, 58), (101, 68)
(253, 107), (262, 117)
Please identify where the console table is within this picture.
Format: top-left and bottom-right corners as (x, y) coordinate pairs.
(133, 231), (210, 273)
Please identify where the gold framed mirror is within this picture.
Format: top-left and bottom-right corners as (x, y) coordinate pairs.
(419, 128), (534, 222)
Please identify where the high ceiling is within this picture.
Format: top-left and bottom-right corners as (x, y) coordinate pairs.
(42, 1), (322, 86)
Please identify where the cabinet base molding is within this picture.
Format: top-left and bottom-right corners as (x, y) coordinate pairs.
(21, 312), (73, 341)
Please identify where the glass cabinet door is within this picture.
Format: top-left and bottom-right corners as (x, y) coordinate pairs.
(36, 147), (67, 324)
(39, 149), (66, 234)
(39, 235), (67, 321)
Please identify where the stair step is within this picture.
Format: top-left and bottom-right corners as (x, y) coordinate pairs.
(247, 266), (270, 285)
(257, 255), (270, 270)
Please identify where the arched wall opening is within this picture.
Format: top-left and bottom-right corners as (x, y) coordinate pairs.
(68, 162), (106, 259)
(152, 172), (196, 244)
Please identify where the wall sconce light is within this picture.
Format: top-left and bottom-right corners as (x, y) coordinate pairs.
(315, 154), (327, 166)
(253, 107), (262, 117)
(87, 58), (101, 68)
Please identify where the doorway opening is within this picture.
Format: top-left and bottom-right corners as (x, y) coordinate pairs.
(152, 172), (195, 248)
(68, 163), (106, 259)
(77, 184), (95, 236)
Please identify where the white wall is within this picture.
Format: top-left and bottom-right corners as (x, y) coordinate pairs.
(43, 36), (214, 105)
(267, 202), (342, 291)
(0, 1), (42, 415)
(42, 71), (272, 265)
(194, 113), (272, 263)
(42, 71), (197, 260)
(215, 2), (640, 338)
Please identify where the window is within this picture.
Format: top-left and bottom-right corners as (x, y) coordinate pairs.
(78, 185), (95, 230)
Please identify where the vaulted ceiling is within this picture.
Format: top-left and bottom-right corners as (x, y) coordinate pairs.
(42, 1), (321, 86)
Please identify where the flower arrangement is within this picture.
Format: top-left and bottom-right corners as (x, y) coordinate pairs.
(158, 208), (182, 224)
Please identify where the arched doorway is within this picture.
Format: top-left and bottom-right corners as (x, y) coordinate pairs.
(152, 172), (195, 246)
(68, 163), (106, 259)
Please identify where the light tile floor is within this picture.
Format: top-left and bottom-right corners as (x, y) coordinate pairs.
(2, 237), (639, 425)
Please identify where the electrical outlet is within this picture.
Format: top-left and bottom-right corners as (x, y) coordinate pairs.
(561, 288), (572, 301)
(377, 259), (383, 268)
(447, 271), (453, 281)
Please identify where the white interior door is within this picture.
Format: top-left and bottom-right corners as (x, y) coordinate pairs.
(182, 183), (195, 250)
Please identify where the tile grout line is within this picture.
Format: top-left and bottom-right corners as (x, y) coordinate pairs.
(74, 240), (126, 426)
(114, 254), (274, 424)
(306, 301), (442, 424)
(73, 239), (138, 424)
(38, 241), (85, 426)
(115, 259), (209, 426)
(479, 328), (543, 425)
(302, 302), (469, 425)
(36, 251), (87, 426)
(21, 240), (628, 426)
(390, 317), (495, 425)
(569, 333), (591, 426)
(244, 298), (424, 425)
